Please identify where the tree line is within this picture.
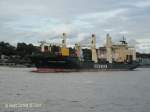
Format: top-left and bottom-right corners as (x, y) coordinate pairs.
(0, 41), (40, 61)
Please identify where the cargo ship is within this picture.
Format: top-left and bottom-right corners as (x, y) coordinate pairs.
(31, 33), (139, 72)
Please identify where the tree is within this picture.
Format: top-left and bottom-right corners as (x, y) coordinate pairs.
(16, 43), (40, 57)
(0, 41), (16, 56)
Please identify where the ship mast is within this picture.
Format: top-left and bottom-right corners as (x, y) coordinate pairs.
(91, 34), (98, 63)
(120, 35), (127, 45)
(62, 33), (67, 48)
(106, 33), (112, 63)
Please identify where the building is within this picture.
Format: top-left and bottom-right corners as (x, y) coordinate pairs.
(136, 53), (150, 67)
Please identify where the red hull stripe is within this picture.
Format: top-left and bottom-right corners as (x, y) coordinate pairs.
(32, 68), (65, 73)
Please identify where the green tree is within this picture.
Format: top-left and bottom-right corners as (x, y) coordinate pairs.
(0, 41), (16, 56)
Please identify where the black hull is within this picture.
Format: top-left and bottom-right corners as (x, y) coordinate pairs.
(31, 55), (139, 72)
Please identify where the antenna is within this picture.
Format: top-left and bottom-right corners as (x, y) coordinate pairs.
(120, 35), (127, 45)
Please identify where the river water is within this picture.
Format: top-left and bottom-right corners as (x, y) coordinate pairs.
(0, 67), (150, 112)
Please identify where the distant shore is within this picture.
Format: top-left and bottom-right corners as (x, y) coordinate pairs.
(0, 63), (34, 68)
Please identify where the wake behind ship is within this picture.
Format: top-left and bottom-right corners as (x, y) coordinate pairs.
(31, 33), (139, 72)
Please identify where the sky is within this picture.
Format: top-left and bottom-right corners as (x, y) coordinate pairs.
(0, 0), (150, 52)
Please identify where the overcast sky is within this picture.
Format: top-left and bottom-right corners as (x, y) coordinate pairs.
(0, 0), (150, 52)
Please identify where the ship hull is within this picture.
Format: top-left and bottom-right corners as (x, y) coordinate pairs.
(31, 55), (139, 72)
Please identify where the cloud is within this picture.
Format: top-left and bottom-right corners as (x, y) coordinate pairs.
(77, 8), (127, 22)
(135, 39), (150, 53)
(0, 0), (150, 52)
(135, 0), (150, 8)
(104, 29), (113, 32)
(119, 31), (129, 35)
